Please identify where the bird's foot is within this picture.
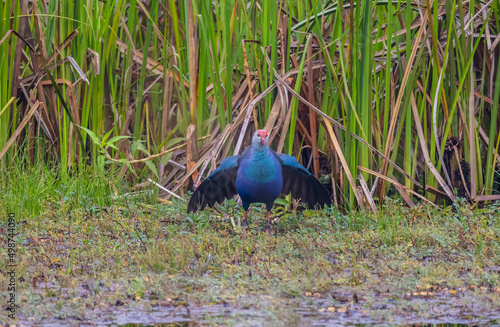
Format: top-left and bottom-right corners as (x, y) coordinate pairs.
(264, 221), (271, 234)
(242, 219), (248, 227)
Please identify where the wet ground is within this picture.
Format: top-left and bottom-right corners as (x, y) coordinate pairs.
(5, 203), (500, 326)
(19, 303), (500, 327)
(16, 285), (500, 326)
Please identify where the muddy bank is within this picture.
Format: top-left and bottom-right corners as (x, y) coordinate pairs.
(3, 203), (500, 326)
(16, 279), (500, 326)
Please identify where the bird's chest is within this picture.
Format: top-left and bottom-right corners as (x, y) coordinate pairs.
(239, 155), (280, 184)
(236, 154), (283, 204)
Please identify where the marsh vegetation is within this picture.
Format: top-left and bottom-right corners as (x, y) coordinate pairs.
(0, 166), (499, 325)
(1, 0), (500, 325)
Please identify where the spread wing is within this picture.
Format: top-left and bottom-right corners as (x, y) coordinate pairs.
(275, 153), (331, 208)
(187, 149), (248, 213)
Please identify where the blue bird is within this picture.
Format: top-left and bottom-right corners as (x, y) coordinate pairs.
(187, 129), (330, 229)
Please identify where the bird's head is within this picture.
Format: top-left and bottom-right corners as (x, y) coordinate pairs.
(253, 129), (268, 148)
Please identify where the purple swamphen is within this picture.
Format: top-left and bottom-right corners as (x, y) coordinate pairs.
(187, 130), (330, 229)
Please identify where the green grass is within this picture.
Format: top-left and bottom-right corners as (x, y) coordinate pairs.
(1, 0), (499, 211)
(1, 165), (499, 324)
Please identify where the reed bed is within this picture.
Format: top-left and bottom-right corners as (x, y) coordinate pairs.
(1, 0), (499, 210)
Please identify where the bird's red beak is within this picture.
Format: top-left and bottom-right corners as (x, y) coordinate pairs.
(258, 130), (267, 146)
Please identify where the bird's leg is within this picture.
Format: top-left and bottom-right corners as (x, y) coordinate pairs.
(264, 211), (271, 233)
(242, 210), (248, 227)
